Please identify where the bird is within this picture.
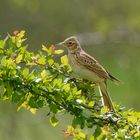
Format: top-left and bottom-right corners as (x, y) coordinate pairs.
(57, 36), (120, 111)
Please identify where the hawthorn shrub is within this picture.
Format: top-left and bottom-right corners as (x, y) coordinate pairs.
(0, 31), (140, 140)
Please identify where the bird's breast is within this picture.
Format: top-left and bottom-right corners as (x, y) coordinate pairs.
(68, 53), (103, 83)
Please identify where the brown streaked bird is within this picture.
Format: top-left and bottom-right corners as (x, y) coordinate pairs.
(57, 36), (120, 111)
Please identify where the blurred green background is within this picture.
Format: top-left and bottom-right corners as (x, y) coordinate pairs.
(0, 0), (140, 139)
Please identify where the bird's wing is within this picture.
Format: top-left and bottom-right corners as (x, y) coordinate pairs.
(74, 51), (110, 79)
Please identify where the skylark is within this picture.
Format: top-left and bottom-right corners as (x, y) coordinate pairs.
(58, 36), (119, 111)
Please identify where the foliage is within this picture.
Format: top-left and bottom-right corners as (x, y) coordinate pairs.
(0, 31), (140, 140)
(1, 0), (140, 111)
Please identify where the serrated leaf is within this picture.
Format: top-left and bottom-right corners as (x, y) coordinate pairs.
(101, 106), (108, 115)
(17, 30), (25, 39)
(72, 116), (85, 129)
(17, 101), (28, 111)
(12, 91), (23, 103)
(28, 96), (37, 108)
(7, 58), (16, 67)
(53, 78), (62, 88)
(30, 108), (37, 114)
(63, 83), (70, 92)
(54, 49), (64, 54)
(28, 96), (44, 109)
(94, 126), (102, 138)
(23, 68), (29, 78)
(88, 101), (95, 107)
(41, 70), (47, 79)
(134, 130), (140, 137)
(67, 125), (74, 133)
(42, 45), (48, 52)
(74, 128), (86, 139)
(49, 116), (59, 127)
(43, 45), (54, 56)
(72, 87), (78, 94)
(38, 57), (46, 65)
(128, 116), (137, 124)
(36, 100), (44, 108)
(75, 90), (81, 95)
(93, 113), (100, 118)
(28, 73), (35, 80)
(17, 101), (37, 114)
(1, 56), (7, 66)
(48, 59), (54, 65)
(0, 40), (6, 49)
(61, 55), (68, 65)
(90, 136), (95, 140)
(16, 54), (23, 63)
(4, 82), (13, 100)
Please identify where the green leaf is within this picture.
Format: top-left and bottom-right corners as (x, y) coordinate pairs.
(9, 36), (16, 50)
(75, 90), (81, 95)
(101, 106), (108, 115)
(28, 96), (44, 108)
(49, 102), (58, 113)
(42, 45), (53, 56)
(12, 91), (24, 103)
(134, 130), (140, 137)
(41, 70), (47, 79)
(1, 56), (7, 66)
(53, 78), (62, 88)
(63, 83), (70, 92)
(36, 100), (44, 108)
(16, 54), (23, 63)
(4, 82), (13, 99)
(6, 58), (16, 68)
(38, 57), (46, 65)
(28, 73), (35, 80)
(1, 31), (140, 140)
(90, 136), (95, 140)
(17, 30), (25, 39)
(48, 59), (54, 65)
(128, 116), (137, 124)
(88, 101), (95, 107)
(23, 68), (29, 78)
(54, 49), (64, 54)
(74, 128), (86, 139)
(0, 40), (6, 49)
(49, 116), (59, 127)
(61, 55), (68, 65)
(94, 126), (102, 138)
(72, 116), (85, 129)
(42, 45), (48, 52)
(28, 96), (37, 108)
(29, 97), (40, 108)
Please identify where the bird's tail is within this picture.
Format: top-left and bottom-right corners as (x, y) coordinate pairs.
(98, 81), (115, 112)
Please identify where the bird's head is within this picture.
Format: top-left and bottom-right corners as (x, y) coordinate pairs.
(57, 36), (81, 52)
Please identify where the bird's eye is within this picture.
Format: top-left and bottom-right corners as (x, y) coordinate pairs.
(68, 41), (73, 45)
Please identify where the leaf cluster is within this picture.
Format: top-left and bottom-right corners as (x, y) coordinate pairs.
(0, 31), (140, 139)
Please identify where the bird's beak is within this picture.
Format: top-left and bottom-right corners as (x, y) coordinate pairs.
(56, 41), (65, 47)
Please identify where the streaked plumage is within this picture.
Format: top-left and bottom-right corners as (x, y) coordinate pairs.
(58, 36), (119, 111)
